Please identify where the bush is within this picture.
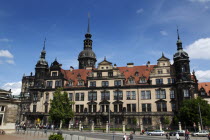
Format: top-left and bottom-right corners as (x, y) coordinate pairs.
(49, 134), (64, 140)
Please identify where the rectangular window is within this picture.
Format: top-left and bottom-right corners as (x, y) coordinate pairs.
(106, 105), (109, 112)
(156, 89), (166, 99)
(93, 105), (97, 112)
(102, 81), (109, 87)
(101, 91), (110, 100)
(0, 114), (3, 126)
(157, 103), (161, 112)
(114, 80), (121, 86)
(90, 81), (96, 87)
(75, 93), (84, 101)
(201, 91), (205, 95)
(46, 93), (49, 102)
(170, 90), (175, 99)
(126, 91), (136, 100)
(45, 105), (48, 113)
(33, 93), (38, 101)
(156, 79), (163, 85)
(52, 72), (57, 76)
(88, 105), (92, 113)
(114, 91), (123, 100)
(69, 93), (73, 101)
(142, 117), (152, 125)
(80, 105), (84, 113)
(141, 91), (151, 99)
(78, 81), (84, 86)
(0, 106), (5, 112)
(183, 89), (189, 97)
(142, 104), (151, 112)
(68, 81), (73, 87)
(33, 105), (36, 112)
(114, 105), (118, 112)
(127, 104), (131, 112)
(142, 104), (146, 112)
(55, 80), (61, 87)
(88, 92), (97, 101)
(158, 70), (163, 74)
(119, 104), (123, 112)
(46, 81), (52, 87)
(132, 104), (136, 112)
(97, 72), (102, 77)
(171, 103), (176, 111)
(108, 72), (113, 77)
(140, 78), (146, 83)
(76, 105), (79, 113)
(128, 79), (135, 84)
(157, 102), (167, 112)
(162, 103), (167, 112)
(76, 93), (79, 101)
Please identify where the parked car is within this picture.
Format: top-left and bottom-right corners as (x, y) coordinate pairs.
(169, 130), (185, 136)
(147, 130), (165, 136)
(192, 130), (209, 137)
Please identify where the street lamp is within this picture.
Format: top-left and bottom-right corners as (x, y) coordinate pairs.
(198, 103), (203, 130)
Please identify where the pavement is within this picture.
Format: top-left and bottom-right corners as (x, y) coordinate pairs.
(1, 129), (209, 140)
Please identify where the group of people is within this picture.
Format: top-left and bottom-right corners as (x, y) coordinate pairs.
(123, 132), (134, 140)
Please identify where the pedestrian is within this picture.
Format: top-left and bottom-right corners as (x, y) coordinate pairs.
(185, 129), (189, 140)
(176, 132), (180, 140)
(207, 132), (210, 140)
(129, 132), (133, 140)
(133, 128), (136, 134)
(166, 132), (170, 140)
(123, 133), (127, 140)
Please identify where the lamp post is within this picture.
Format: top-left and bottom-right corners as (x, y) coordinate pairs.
(109, 104), (110, 133)
(198, 103), (203, 130)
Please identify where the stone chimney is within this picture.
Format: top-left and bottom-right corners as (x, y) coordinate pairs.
(127, 63), (134, 68)
(146, 61), (150, 67)
(70, 66), (74, 72)
(114, 64), (117, 68)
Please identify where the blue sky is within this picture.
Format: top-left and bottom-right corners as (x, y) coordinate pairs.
(1, 0), (210, 94)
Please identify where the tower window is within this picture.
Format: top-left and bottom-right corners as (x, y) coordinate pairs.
(183, 89), (189, 97)
(97, 72), (102, 77)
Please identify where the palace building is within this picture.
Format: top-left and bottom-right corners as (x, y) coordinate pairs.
(20, 18), (200, 129)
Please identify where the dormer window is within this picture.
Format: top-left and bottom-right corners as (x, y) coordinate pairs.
(128, 77), (135, 84)
(139, 77), (146, 84)
(52, 72), (58, 76)
(201, 91), (205, 96)
(158, 70), (163, 74)
(135, 71), (139, 76)
(78, 80), (84, 86)
(67, 80), (73, 87)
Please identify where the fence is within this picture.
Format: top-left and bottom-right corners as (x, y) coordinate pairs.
(15, 128), (102, 140)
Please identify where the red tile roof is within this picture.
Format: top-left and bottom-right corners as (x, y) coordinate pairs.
(198, 82), (210, 96)
(118, 65), (155, 84)
(61, 65), (156, 87)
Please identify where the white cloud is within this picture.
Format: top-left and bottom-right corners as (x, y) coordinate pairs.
(189, 0), (210, 2)
(185, 38), (210, 59)
(195, 70), (210, 82)
(160, 30), (168, 36)
(1, 81), (22, 95)
(136, 8), (144, 14)
(0, 50), (14, 58)
(0, 38), (12, 42)
(6, 59), (15, 64)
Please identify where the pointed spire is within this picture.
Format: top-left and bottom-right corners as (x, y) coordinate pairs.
(43, 38), (46, 50)
(176, 26), (183, 50)
(177, 26), (180, 40)
(104, 56), (106, 61)
(162, 52), (164, 57)
(87, 13), (90, 33)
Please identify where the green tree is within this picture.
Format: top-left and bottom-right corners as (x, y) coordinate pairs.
(49, 88), (74, 126)
(178, 97), (210, 127)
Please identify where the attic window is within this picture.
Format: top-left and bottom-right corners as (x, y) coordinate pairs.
(140, 78), (146, 83)
(128, 77), (135, 84)
(78, 81), (84, 86)
(52, 72), (58, 76)
(135, 71), (139, 76)
(67, 81), (73, 87)
(201, 91), (205, 96)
